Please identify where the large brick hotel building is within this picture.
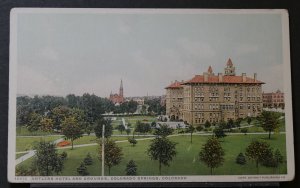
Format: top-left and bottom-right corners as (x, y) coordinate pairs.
(165, 58), (264, 125)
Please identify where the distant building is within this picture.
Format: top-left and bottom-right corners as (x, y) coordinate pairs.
(165, 58), (265, 125)
(263, 90), (285, 109)
(109, 80), (124, 104)
(129, 97), (145, 105)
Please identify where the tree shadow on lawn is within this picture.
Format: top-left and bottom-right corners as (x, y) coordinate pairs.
(260, 136), (279, 141)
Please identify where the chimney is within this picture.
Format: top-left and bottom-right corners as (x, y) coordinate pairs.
(242, 73), (246, 82)
(204, 72), (208, 82)
(218, 73), (223, 82)
(254, 73), (257, 82)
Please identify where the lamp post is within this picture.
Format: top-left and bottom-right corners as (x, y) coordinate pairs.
(102, 124), (105, 176)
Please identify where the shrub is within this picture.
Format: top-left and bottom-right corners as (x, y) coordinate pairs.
(196, 125), (203, 132)
(60, 151), (68, 160)
(204, 121), (211, 128)
(84, 152), (93, 165)
(241, 128), (248, 135)
(236, 152), (246, 165)
(125, 160), (137, 175)
(77, 162), (89, 176)
(128, 137), (137, 147)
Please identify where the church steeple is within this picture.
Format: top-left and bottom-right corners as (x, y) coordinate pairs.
(119, 79), (123, 98)
(224, 58), (236, 76)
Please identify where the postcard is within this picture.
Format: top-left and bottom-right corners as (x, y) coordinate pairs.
(8, 8), (294, 183)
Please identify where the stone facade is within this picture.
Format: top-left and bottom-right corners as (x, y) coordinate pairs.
(165, 58), (264, 125)
(165, 81), (184, 121)
(263, 90), (285, 109)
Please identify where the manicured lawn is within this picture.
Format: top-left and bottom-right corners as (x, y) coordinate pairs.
(72, 135), (99, 145)
(240, 117), (286, 133)
(67, 135), (154, 146)
(17, 134), (287, 176)
(16, 126), (61, 136)
(16, 136), (62, 152)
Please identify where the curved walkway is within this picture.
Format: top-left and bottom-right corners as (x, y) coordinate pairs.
(15, 137), (64, 165)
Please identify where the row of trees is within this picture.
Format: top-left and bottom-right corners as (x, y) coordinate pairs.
(185, 111), (282, 142)
(144, 98), (166, 115)
(17, 94), (139, 130)
(198, 136), (284, 175)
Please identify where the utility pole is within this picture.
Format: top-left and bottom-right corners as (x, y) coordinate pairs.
(102, 124), (105, 176)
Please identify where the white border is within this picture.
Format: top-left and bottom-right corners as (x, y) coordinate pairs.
(8, 8), (294, 183)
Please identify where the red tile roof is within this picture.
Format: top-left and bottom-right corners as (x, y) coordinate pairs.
(183, 75), (264, 84)
(165, 81), (184, 89)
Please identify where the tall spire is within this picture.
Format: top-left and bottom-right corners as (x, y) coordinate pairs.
(226, 58), (233, 67)
(224, 58), (236, 76)
(208, 66), (212, 73)
(119, 79), (123, 98)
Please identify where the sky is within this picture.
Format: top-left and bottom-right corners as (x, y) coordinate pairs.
(16, 10), (285, 97)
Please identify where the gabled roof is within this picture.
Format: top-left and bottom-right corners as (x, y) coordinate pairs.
(183, 75), (264, 84)
(165, 81), (184, 89)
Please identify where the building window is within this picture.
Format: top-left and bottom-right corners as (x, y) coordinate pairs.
(240, 104), (243, 109)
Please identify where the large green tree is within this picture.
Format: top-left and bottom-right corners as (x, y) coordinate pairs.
(213, 127), (226, 139)
(50, 106), (71, 131)
(147, 137), (177, 175)
(40, 117), (54, 133)
(99, 139), (123, 175)
(258, 111), (281, 139)
(61, 117), (82, 149)
(245, 140), (273, 173)
(33, 141), (64, 176)
(27, 112), (42, 132)
(94, 118), (113, 138)
(199, 137), (225, 175)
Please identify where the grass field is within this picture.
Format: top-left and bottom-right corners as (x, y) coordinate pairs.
(16, 136), (62, 152)
(16, 127), (58, 136)
(71, 135), (153, 146)
(17, 134), (287, 176)
(239, 117), (285, 133)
